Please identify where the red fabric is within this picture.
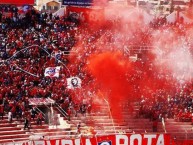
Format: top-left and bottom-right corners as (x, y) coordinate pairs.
(0, 0), (34, 5)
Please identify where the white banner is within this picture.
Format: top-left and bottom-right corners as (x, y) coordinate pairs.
(44, 66), (60, 77)
(67, 77), (82, 89)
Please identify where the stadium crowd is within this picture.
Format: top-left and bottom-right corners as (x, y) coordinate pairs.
(0, 4), (192, 129)
(0, 5), (81, 123)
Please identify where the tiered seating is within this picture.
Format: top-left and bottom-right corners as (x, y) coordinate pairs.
(25, 112), (78, 140)
(68, 102), (192, 141)
(165, 118), (193, 140)
(0, 118), (30, 144)
(0, 102), (192, 143)
(0, 114), (62, 143)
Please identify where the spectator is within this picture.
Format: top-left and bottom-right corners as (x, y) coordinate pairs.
(24, 116), (29, 130)
(67, 107), (72, 121)
(37, 112), (43, 125)
(30, 107), (36, 120)
(80, 104), (86, 116)
(152, 118), (158, 132)
(77, 122), (81, 134)
(0, 105), (4, 120)
(8, 110), (12, 123)
(53, 114), (59, 128)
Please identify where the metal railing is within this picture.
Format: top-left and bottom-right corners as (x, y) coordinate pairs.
(34, 106), (46, 120)
(55, 103), (69, 119)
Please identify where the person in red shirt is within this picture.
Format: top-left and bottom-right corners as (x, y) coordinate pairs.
(77, 122), (81, 134)
(67, 107), (72, 121)
(152, 118), (158, 132)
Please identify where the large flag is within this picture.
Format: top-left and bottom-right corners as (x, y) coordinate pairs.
(44, 66), (60, 78)
(67, 76), (81, 89)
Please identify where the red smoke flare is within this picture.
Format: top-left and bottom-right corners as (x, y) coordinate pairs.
(86, 51), (134, 119)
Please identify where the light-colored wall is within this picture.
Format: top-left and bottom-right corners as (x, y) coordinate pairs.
(34, 0), (62, 11)
(34, 0), (129, 11)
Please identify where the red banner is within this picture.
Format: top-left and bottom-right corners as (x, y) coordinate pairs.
(0, 0), (34, 5)
(172, 140), (193, 145)
(29, 134), (171, 145)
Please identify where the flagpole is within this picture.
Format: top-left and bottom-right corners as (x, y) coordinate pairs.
(14, 65), (39, 78)
(5, 44), (71, 77)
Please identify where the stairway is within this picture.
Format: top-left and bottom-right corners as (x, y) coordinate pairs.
(0, 117), (32, 144)
(0, 101), (192, 144)
(164, 118), (193, 140)
(68, 101), (193, 141)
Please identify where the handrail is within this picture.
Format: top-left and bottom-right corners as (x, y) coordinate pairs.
(162, 117), (166, 133)
(103, 98), (116, 134)
(34, 106), (46, 119)
(185, 129), (188, 140)
(55, 103), (69, 119)
(43, 103), (51, 110)
(12, 139), (15, 145)
(2, 44), (71, 77)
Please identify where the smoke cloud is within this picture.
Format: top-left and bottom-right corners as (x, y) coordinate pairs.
(69, 4), (193, 120)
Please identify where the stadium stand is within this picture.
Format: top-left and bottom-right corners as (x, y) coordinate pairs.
(0, 4), (192, 144)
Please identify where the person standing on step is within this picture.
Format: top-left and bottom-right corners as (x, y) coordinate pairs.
(0, 105), (4, 120)
(24, 116), (29, 130)
(77, 122), (81, 134)
(152, 118), (158, 132)
(37, 112), (43, 125)
(8, 110), (12, 123)
(31, 107), (36, 121)
(54, 114), (59, 128)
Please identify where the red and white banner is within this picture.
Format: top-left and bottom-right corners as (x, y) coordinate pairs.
(19, 134), (171, 145)
(0, 0), (34, 5)
(44, 66), (61, 78)
(29, 98), (55, 105)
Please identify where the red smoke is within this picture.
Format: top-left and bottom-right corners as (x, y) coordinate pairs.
(68, 5), (193, 121)
(86, 51), (133, 118)
(92, 0), (108, 7)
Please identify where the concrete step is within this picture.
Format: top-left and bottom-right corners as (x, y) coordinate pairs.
(0, 123), (17, 128)
(0, 137), (29, 144)
(0, 126), (21, 132)
(0, 134), (29, 140)
(0, 130), (26, 136)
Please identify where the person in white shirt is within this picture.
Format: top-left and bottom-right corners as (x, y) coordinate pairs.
(8, 111), (12, 123)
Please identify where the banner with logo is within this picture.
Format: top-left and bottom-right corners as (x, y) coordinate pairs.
(67, 76), (82, 89)
(18, 134), (171, 145)
(0, 0), (34, 5)
(44, 66), (61, 78)
(63, 0), (92, 6)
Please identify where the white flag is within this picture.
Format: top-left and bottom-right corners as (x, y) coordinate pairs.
(67, 77), (82, 89)
(44, 66), (60, 77)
